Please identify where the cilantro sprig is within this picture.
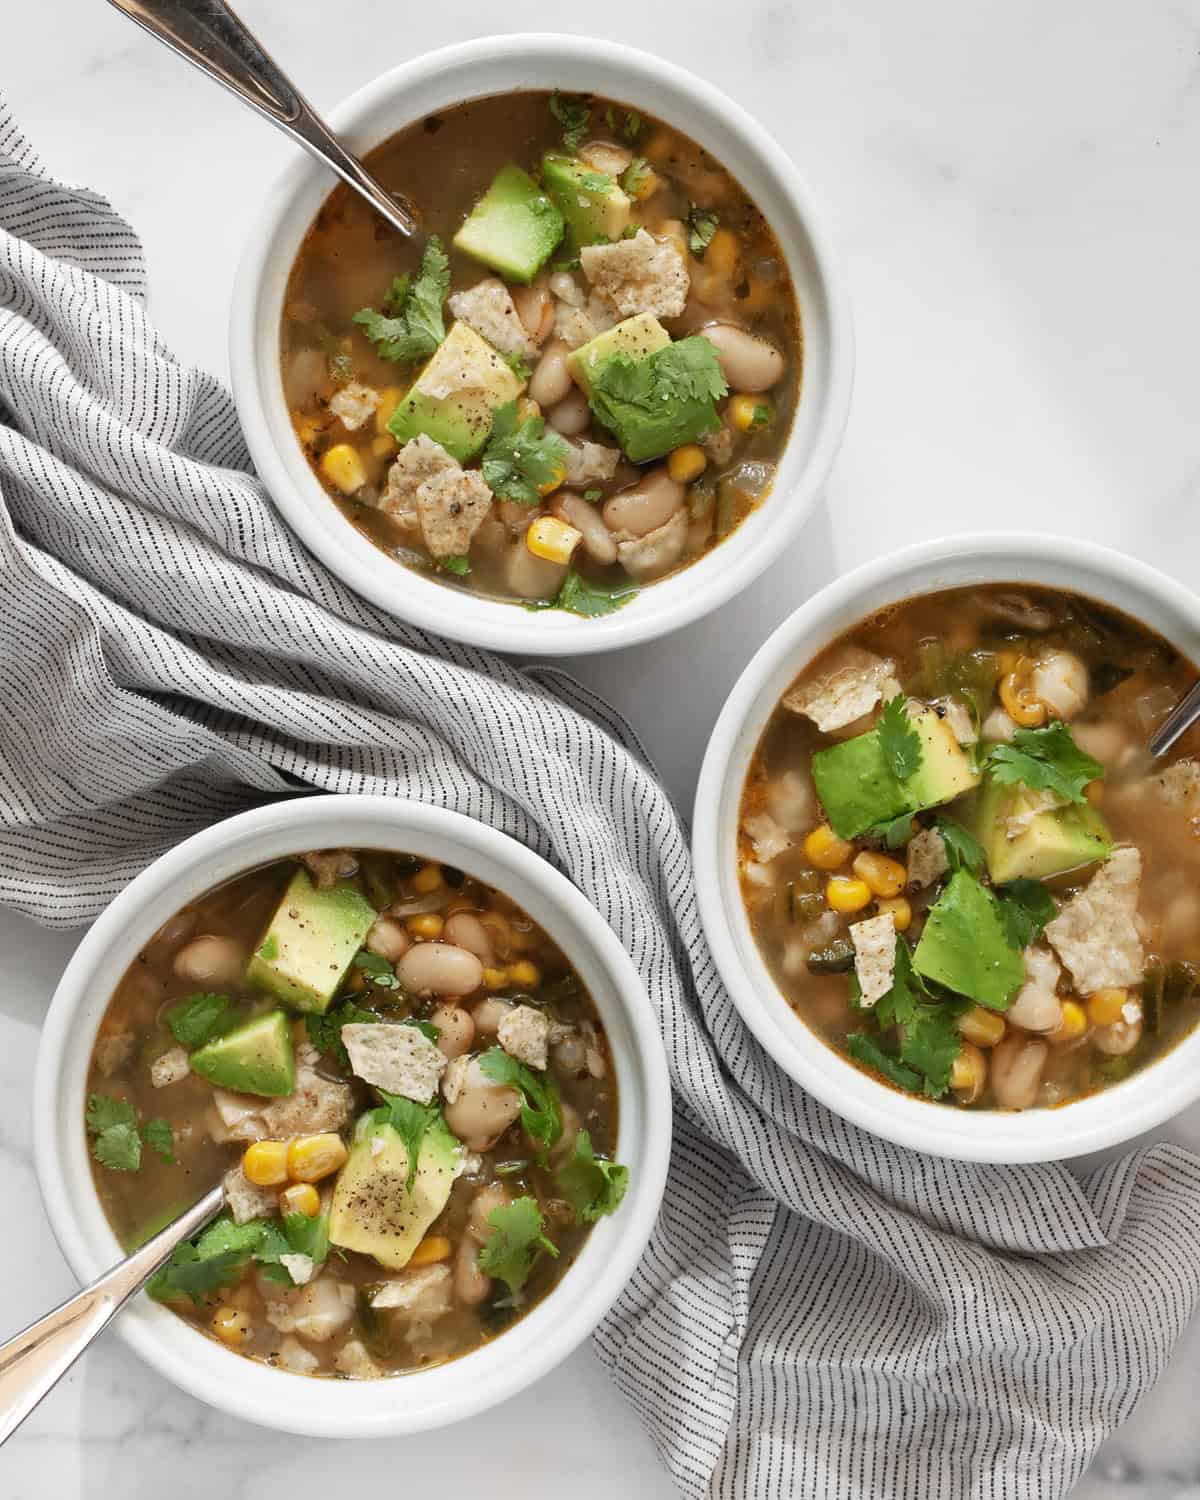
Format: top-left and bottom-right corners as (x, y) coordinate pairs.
(149, 1212), (329, 1303)
(686, 204), (720, 258)
(587, 336), (727, 463)
(877, 696), (922, 781)
(935, 818), (986, 876)
(481, 400), (569, 507)
(527, 568), (638, 619)
(549, 91), (590, 152)
(164, 992), (233, 1049)
(985, 721), (1103, 806)
(556, 1130), (629, 1222)
(478, 1196), (559, 1297)
(996, 878), (1057, 950)
(478, 1047), (562, 1152)
(368, 1092), (444, 1192)
(86, 1095), (174, 1173)
(305, 1000), (380, 1071)
(352, 237), (450, 364)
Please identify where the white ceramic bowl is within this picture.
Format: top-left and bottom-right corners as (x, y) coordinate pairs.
(34, 796), (670, 1436)
(694, 531), (1200, 1163)
(230, 34), (852, 655)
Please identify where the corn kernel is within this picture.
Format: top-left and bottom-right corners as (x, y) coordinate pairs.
(242, 1139), (289, 1187)
(703, 227), (740, 277)
(408, 1235), (452, 1267)
(507, 959), (542, 988)
(999, 669), (1046, 728)
(950, 1042), (987, 1102)
(287, 1132), (349, 1184)
(803, 824), (853, 871)
(412, 861), (443, 894)
(667, 444), (707, 484)
(370, 434), (397, 459)
(536, 460), (568, 498)
(526, 514), (581, 563)
(729, 394), (773, 433)
(956, 1006), (1006, 1049)
(876, 896), (912, 932)
(482, 966), (509, 989)
(1087, 988), (1127, 1027)
(825, 876), (872, 914)
(1050, 999), (1087, 1044)
(319, 442), (368, 494)
(518, 396), (542, 422)
(211, 1306), (252, 1347)
(375, 386), (402, 434)
(280, 1182), (320, 1217)
(406, 912), (444, 941)
(852, 851), (907, 899)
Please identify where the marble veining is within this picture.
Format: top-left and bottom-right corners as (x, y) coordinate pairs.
(5, 0), (1200, 1493)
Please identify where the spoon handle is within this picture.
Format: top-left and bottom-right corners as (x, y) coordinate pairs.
(1149, 679), (1200, 759)
(104, 0), (420, 240)
(0, 1183), (225, 1446)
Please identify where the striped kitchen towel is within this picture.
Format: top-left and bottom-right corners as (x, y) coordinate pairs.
(2, 95), (1199, 1500)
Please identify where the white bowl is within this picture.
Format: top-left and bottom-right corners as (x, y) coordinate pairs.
(230, 34), (852, 655)
(33, 796), (670, 1436)
(694, 531), (1200, 1163)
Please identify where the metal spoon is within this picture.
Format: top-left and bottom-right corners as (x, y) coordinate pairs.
(0, 1182), (224, 1445)
(1149, 681), (1200, 759)
(105, 0), (421, 243)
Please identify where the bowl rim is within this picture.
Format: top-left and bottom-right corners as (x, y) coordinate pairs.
(693, 530), (1200, 1163)
(229, 31), (854, 656)
(33, 795), (671, 1435)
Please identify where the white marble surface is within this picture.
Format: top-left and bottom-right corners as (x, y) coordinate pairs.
(4, 0), (1200, 1494)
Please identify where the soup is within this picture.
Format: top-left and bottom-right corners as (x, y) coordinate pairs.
(738, 585), (1200, 1111)
(85, 848), (626, 1378)
(280, 89), (800, 617)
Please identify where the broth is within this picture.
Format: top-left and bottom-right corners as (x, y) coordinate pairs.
(85, 849), (624, 1378)
(739, 585), (1200, 1111)
(280, 90), (800, 616)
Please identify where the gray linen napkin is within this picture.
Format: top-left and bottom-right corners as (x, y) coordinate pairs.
(3, 96), (1200, 1499)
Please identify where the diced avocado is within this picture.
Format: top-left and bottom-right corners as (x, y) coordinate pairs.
(245, 868), (375, 1016)
(541, 153), (631, 250)
(388, 321), (523, 462)
(812, 732), (910, 841)
(812, 708), (982, 840)
(566, 313), (671, 394)
(912, 870), (1025, 1010)
(974, 776), (1113, 884)
(328, 1116), (462, 1271)
(190, 1011), (295, 1097)
(905, 711), (981, 809)
(452, 164), (564, 284)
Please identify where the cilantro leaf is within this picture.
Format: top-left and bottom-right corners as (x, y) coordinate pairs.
(254, 1213), (331, 1284)
(477, 1047), (562, 1152)
(898, 1005), (962, 1099)
(148, 1244), (247, 1304)
(620, 157), (653, 198)
(872, 938), (926, 1029)
(481, 400), (569, 506)
(869, 811), (916, 848)
(686, 204), (720, 258)
(986, 721), (1103, 806)
(878, 696), (922, 781)
(164, 992), (234, 1049)
(352, 237), (449, 364)
(527, 568), (638, 619)
(372, 1092), (442, 1192)
(549, 90), (590, 152)
(623, 110), (642, 141)
(578, 170), (613, 193)
(503, 349), (532, 382)
(996, 878), (1057, 950)
(556, 1130), (629, 1222)
(935, 818), (986, 876)
(352, 948), (401, 990)
(439, 554), (472, 577)
(846, 1034), (922, 1093)
(305, 1000), (380, 1070)
(477, 1196), (559, 1297)
(92, 1123), (141, 1172)
(86, 1094), (136, 1135)
(141, 1118), (175, 1164)
(586, 336), (727, 463)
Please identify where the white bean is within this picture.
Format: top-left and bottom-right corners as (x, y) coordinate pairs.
(471, 997), (512, 1039)
(990, 1035), (1048, 1110)
(1032, 650), (1089, 721)
(505, 541), (567, 601)
(579, 141), (633, 177)
(547, 387), (591, 437)
(173, 935), (245, 987)
(443, 1067), (522, 1150)
(365, 916), (411, 963)
(443, 912), (494, 964)
(467, 1183), (510, 1239)
(528, 342), (573, 407)
(602, 468), (683, 538)
(551, 492), (617, 565)
(397, 942), (483, 997)
(454, 1238), (491, 1306)
(430, 1003), (475, 1060)
(1093, 1017), (1143, 1056)
(702, 322), (785, 393)
(511, 278), (553, 342)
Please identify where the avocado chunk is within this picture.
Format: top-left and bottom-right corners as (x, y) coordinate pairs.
(541, 153), (631, 250)
(566, 313), (671, 394)
(974, 776), (1113, 884)
(912, 870), (1025, 1010)
(452, 164), (564, 283)
(388, 321), (523, 463)
(245, 868), (375, 1016)
(812, 708), (982, 839)
(328, 1116), (462, 1271)
(190, 1011), (295, 1098)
